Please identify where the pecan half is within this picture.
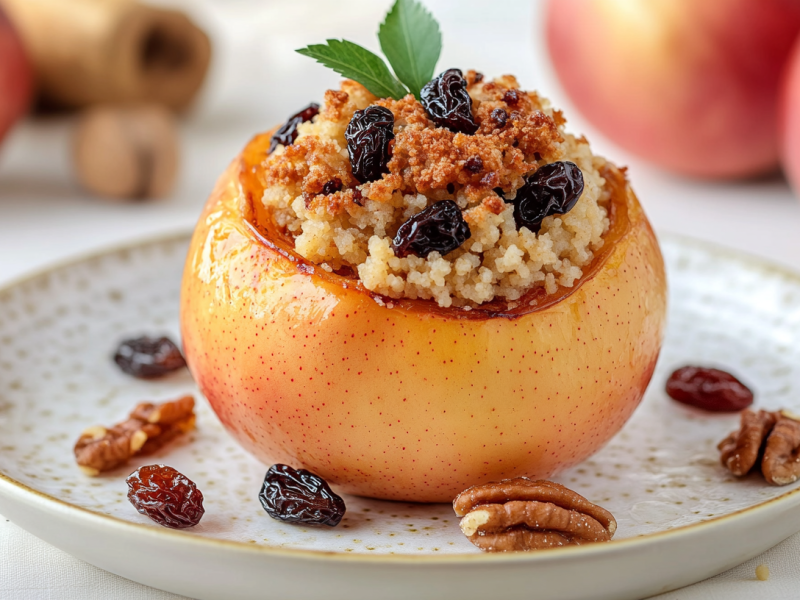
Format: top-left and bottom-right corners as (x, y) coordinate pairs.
(75, 396), (195, 476)
(762, 413), (800, 486)
(453, 478), (616, 552)
(718, 409), (777, 476)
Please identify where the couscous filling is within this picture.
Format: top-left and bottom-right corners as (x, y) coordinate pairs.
(257, 72), (611, 308)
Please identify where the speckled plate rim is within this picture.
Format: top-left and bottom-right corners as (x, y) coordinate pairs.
(1, 229), (800, 568)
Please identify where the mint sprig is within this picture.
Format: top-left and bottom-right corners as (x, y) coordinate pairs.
(379, 0), (441, 100)
(296, 0), (442, 101)
(297, 40), (409, 101)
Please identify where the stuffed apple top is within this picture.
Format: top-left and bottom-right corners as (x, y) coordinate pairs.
(257, 70), (613, 309)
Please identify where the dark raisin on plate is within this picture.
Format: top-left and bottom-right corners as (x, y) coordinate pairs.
(391, 200), (471, 259)
(259, 464), (346, 527)
(421, 69), (479, 135)
(505, 161), (584, 233)
(269, 103), (320, 153)
(666, 366), (754, 412)
(114, 336), (186, 379)
(126, 465), (205, 529)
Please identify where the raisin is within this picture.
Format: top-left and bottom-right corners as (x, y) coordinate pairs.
(269, 103), (320, 153)
(321, 178), (343, 195)
(666, 366), (754, 412)
(391, 200), (471, 259)
(352, 188), (364, 206)
(447, 183), (455, 194)
(126, 465), (204, 529)
(345, 106), (395, 184)
(506, 161), (584, 233)
(421, 69), (478, 135)
(114, 336), (186, 379)
(465, 156), (484, 173)
(259, 464), (345, 527)
(503, 89), (521, 106)
(473, 72), (484, 83)
(491, 108), (508, 129)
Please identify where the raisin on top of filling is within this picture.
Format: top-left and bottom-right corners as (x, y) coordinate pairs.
(269, 103), (320, 153)
(506, 161), (585, 233)
(345, 105), (395, 184)
(391, 200), (472, 259)
(420, 69), (479, 135)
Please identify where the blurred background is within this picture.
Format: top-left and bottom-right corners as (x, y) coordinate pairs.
(0, 0), (799, 280)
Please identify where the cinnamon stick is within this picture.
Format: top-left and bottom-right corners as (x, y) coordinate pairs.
(0, 0), (211, 111)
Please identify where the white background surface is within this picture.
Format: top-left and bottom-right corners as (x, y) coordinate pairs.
(1, 0), (799, 598)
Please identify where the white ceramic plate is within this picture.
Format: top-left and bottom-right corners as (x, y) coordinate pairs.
(1, 232), (800, 600)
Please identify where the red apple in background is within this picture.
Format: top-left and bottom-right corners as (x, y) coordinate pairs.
(546, 0), (800, 179)
(781, 36), (800, 196)
(0, 5), (32, 147)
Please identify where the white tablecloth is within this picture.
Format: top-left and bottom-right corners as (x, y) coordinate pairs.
(2, 1), (800, 598)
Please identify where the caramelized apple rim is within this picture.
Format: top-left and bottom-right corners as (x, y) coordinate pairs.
(237, 131), (634, 320)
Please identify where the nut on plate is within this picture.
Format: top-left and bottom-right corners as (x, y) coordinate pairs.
(453, 478), (616, 552)
(762, 412), (800, 485)
(74, 396), (195, 475)
(718, 410), (777, 476)
(718, 408), (800, 485)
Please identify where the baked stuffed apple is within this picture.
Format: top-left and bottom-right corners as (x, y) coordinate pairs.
(180, 1), (666, 502)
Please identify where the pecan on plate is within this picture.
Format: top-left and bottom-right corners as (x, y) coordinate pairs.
(453, 478), (616, 552)
(75, 395), (195, 476)
(718, 409), (777, 477)
(762, 412), (800, 486)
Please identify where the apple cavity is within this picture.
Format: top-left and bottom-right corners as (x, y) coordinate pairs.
(0, 5), (32, 147)
(546, 0), (800, 179)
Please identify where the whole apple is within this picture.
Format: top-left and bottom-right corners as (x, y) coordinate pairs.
(781, 35), (800, 196)
(546, 0), (800, 179)
(180, 133), (667, 503)
(0, 5), (31, 147)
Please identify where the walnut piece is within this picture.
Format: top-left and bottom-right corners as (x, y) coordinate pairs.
(718, 408), (800, 486)
(74, 396), (195, 476)
(453, 478), (616, 552)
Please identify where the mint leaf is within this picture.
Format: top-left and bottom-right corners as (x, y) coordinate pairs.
(378, 0), (442, 100)
(296, 39), (409, 100)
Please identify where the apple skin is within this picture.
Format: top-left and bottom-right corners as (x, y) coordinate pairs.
(0, 6), (32, 147)
(180, 133), (667, 502)
(546, 0), (800, 179)
(781, 35), (800, 196)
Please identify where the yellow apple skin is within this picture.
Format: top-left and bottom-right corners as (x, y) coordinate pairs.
(180, 133), (667, 502)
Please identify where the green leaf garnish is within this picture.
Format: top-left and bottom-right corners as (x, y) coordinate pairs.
(295, 0), (443, 101)
(378, 0), (441, 100)
(296, 39), (409, 100)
